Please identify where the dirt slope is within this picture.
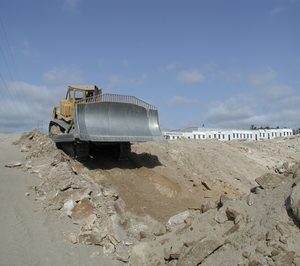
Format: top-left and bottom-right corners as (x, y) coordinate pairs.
(0, 133), (121, 266)
(7, 130), (300, 265)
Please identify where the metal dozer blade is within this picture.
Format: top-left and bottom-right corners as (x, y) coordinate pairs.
(75, 101), (163, 142)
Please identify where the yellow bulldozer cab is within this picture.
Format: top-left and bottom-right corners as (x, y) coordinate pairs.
(58, 85), (102, 120)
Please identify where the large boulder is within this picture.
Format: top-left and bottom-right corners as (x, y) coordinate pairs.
(290, 183), (300, 222)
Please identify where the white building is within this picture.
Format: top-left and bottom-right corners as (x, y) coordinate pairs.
(163, 128), (293, 141)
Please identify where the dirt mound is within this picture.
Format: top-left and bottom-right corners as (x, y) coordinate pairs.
(129, 164), (300, 265)
(12, 130), (300, 265)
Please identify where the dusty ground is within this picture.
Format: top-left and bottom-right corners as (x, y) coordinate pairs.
(2, 130), (300, 265)
(80, 138), (300, 222)
(0, 133), (121, 266)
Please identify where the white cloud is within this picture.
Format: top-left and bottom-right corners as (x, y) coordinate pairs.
(177, 69), (205, 86)
(43, 67), (83, 86)
(248, 69), (277, 86)
(260, 83), (293, 101)
(168, 95), (199, 107)
(204, 71), (300, 129)
(205, 98), (254, 126)
(0, 81), (64, 132)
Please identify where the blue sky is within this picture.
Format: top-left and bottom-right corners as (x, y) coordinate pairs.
(0, 0), (300, 132)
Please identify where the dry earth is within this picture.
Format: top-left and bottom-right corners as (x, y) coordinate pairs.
(2, 130), (300, 265)
(0, 133), (121, 266)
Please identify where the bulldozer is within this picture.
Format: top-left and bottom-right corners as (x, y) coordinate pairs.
(49, 85), (163, 159)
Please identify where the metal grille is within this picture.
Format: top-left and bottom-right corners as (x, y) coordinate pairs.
(77, 93), (157, 110)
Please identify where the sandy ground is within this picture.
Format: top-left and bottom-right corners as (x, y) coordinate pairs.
(3, 130), (300, 265)
(0, 134), (121, 266)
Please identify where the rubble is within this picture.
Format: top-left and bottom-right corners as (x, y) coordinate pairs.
(11, 130), (300, 265)
(5, 162), (22, 168)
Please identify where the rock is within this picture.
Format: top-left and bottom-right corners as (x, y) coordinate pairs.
(242, 250), (250, 258)
(255, 243), (268, 255)
(103, 242), (115, 254)
(106, 234), (119, 246)
(177, 239), (224, 266)
(167, 210), (191, 227)
(129, 242), (165, 266)
(20, 145), (29, 152)
(201, 181), (212, 190)
(279, 236), (287, 244)
(5, 162), (22, 168)
(57, 179), (72, 191)
(219, 194), (230, 206)
(153, 224), (167, 236)
(67, 232), (78, 244)
(78, 231), (103, 245)
(246, 194), (255, 206)
(283, 162), (298, 175)
(223, 223), (240, 236)
(271, 249), (280, 257)
(214, 210), (228, 224)
(290, 183), (300, 222)
(201, 202), (212, 213)
(71, 198), (95, 224)
(116, 244), (130, 262)
(251, 186), (264, 195)
(63, 199), (75, 217)
(255, 173), (283, 189)
(266, 230), (276, 242)
(226, 207), (242, 224)
(273, 251), (295, 266)
(25, 192), (30, 196)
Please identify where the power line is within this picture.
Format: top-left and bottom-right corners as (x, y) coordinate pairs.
(0, 16), (20, 81)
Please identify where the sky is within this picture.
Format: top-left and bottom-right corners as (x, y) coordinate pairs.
(0, 0), (300, 132)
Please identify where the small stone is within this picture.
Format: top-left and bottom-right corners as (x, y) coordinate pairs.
(219, 194), (230, 206)
(5, 162), (22, 168)
(214, 210), (228, 224)
(71, 198), (94, 224)
(226, 207), (240, 221)
(247, 194), (255, 206)
(273, 251), (295, 266)
(242, 250), (250, 258)
(201, 202), (212, 213)
(255, 244), (268, 254)
(167, 210), (191, 227)
(279, 236), (287, 244)
(116, 244), (130, 262)
(255, 173), (283, 189)
(20, 145), (29, 152)
(271, 249), (280, 257)
(25, 192), (30, 196)
(63, 199), (75, 217)
(103, 242), (115, 254)
(177, 239), (224, 266)
(266, 231), (275, 241)
(201, 181), (212, 190)
(67, 232), (78, 244)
